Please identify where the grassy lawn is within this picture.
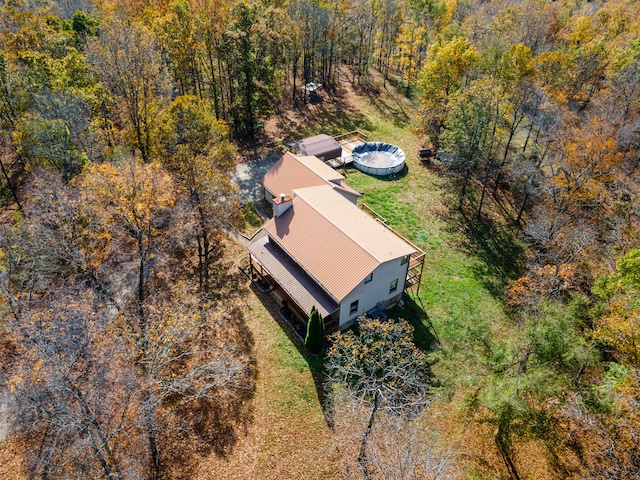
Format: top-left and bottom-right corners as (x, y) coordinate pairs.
(220, 71), (527, 478)
(195, 241), (340, 479)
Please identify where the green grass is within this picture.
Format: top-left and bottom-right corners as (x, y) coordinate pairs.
(239, 202), (263, 235)
(344, 153), (519, 391)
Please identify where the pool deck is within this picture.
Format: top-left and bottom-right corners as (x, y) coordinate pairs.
(328, 132), (366, 168)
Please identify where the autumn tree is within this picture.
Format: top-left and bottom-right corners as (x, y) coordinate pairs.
(13, 92), (91, 182)
(24, 170), (112, 282)
(79, 157), (175, 331)
(124, 281), (254, 477)
(326, 318), (431, 473)
(361, 410), (459, 479)
(552, 250), (640, 479)
(1, 293), (143, 479)
(88, 19), (171, 163)
(161, 95), (239, 291)
(417, 36), (479, 149)
(439, 78), (500, 214)
(223, 1), (283, 137)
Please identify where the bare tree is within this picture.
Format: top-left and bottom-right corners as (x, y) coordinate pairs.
(2, 294), (143, 479)
(327, 318), (431, 476)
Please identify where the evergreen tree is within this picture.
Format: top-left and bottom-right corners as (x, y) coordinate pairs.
(305, 306), (325, 355)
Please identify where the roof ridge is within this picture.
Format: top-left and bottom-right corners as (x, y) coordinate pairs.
(259, 219), (340, 303)
(293, 186), (380, 267)
(293, 153), (344, 180)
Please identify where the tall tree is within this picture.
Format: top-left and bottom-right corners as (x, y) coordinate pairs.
(1, 294), (142, 479)
(161, 95), (239, 291)
(305, 305), (324, 355)
(79, 157), (175, 332)
(223, 1), (282, 137)
(417, 36), (479, 149)
(327, 318), (430, 473)
(88, 19), (170, 163)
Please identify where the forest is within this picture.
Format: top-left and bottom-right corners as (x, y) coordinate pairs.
(0, 0), (639, 478)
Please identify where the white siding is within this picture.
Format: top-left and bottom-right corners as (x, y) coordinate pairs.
(338, 257), (410, 329)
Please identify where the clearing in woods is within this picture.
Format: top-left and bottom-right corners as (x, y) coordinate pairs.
(210, 70), (532, 479)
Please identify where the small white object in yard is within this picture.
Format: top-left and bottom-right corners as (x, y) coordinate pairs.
(302, 82), (322, 92)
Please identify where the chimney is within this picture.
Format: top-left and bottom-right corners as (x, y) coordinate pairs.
(273, 193), (293, 217)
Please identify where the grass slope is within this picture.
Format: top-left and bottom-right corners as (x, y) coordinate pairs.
(214, 71), (538, 478)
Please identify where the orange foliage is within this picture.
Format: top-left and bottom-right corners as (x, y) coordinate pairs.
(506, 263), (578, 310)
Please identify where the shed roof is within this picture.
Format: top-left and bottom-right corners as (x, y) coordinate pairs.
(262, 185), (416, 301)
(287, 134), (342, 159)
(262, 152), (359, 199)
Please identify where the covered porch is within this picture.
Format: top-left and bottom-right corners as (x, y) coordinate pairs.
(242, 235), (340, 337)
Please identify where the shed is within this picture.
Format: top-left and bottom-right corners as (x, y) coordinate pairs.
(287, 134), (342, 161)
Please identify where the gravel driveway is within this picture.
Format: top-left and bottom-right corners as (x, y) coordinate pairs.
(233, 154), (279, 204)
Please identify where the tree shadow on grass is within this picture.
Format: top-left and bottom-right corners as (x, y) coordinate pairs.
(159, 273), (258, 478)
(249, 284), (335, 430)
(456, 212), (525, 297)
(293, 99), (375, 139)
(386, 294), (439, 353)
(436, 182), (525, 298)
(356, 82), (411, 129)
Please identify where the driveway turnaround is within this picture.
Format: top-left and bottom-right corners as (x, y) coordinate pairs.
(233, 154), (280, 205)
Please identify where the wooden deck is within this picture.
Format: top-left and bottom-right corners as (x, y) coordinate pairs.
(328, 130), (368, 168)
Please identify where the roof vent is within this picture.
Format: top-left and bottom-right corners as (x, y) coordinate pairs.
(280, 193), (286, 202)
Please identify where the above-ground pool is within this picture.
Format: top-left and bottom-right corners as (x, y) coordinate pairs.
(352, 142), (406, 176)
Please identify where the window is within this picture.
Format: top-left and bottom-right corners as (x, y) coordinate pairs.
(401, 255), (409, 265)
(389, 278), (398, 293)
(364, 272), (373, 284)
(350, 300), (359, 315)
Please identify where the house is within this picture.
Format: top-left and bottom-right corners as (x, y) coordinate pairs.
(262, 152), (360, 206)
(246, 153), (424, 332)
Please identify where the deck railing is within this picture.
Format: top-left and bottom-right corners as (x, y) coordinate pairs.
(358, 202), (387, 224)
(334, 130), (368, 144)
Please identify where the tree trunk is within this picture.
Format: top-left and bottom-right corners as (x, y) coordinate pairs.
(143, 391), (161, 480)
(0, 145), (22, 211)
(358, 390), (380, 477)
(477, 171), (490, 220)
(516, 190), (529, 227)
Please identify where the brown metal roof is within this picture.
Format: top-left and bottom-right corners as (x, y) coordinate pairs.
(246, 235), (339, 318)
(262, 152), (359, 199)
(263, 185), (416, 301)
(294, 186), (417, 263)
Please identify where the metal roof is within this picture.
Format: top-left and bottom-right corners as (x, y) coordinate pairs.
(246, 235), (339, 318)
(262, 185), (416, 301)
(295, 186), (416, 262)
(262, 152), (359, 199)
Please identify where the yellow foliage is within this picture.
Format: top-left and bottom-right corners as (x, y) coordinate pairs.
(595, 290), (640, 367)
